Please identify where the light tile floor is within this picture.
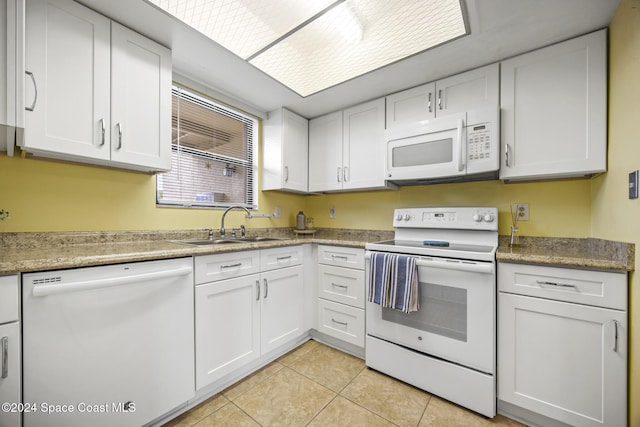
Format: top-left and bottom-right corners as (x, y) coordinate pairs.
(163, 340), (526, 427)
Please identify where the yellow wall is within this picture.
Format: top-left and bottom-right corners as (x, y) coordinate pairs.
(0, 152), (305, 232)
(592, 0), (640, 424)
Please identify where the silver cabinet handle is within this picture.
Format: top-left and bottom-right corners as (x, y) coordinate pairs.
(438, 89), (442, 110)
(427, 92), (432, 113)
(343, 166), (349, 182)
(116, 122), (122, 150)
(99, 118), (106, 146)
(263, 278), (268, 299)
(284, 166), (289, 183)
(331, 318), (348, 327)
(613, 320), (619, 352)
(331, 254), (349, 261)
(25, 71), (38, 112)
(536, 280), (577, 289)
(331, 283), (348, 289)
(505, 144), (512, 167)
(1, 336), (8, 379)
(221, 262), (242, 269)
(337, 167), (342, 183)
(276, 256), (292, 261)
(256, 280), (260, 301)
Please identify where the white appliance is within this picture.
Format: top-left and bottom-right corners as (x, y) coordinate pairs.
(365, 207), (498, 417)
(22, 258), (195, 427)
(385, 107), (499, 185)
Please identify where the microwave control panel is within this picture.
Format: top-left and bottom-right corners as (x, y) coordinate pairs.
(467, 124), (492, 162)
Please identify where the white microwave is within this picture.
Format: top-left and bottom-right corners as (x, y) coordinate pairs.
(385, 107), (500, 185)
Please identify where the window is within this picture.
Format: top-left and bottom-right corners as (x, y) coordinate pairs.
(156, 85), (258, 209)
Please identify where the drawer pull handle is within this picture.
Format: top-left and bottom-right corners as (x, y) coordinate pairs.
(331, 283), (348, 290)
(331, 255), (349, 261)
(613, 320), (619, 352)
(221, 263), (242, 269)
(331, 318), (348, 327)
(1, 336), (8, 379)
(276, 256), (292, 261)
(536, 280), (577, 289)
(256, 280), (260, 301)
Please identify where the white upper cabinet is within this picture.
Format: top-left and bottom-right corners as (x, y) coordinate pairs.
(500, 30), (607, 181)
(309, 98), (388, 192)
(386, 63), (499, 129)
(22, 0), (171, 172)
(308, 110), (343, 192)
(263, 108), (309, 193)
(0, 0), (24, 156)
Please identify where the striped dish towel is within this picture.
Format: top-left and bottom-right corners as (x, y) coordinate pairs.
(368, 253), (419, 313)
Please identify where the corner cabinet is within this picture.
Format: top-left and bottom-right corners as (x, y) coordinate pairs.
(262, 108), (309, 193)
(500, 30), (607, 181)
(385, 63), (499, 129)
(497, 262), (627, 427)
(0, 275), (21, 427)
(309, 98), (389, 192)
(22, 0), (171, 172)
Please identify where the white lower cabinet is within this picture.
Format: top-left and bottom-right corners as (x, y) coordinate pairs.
(316, 245), (365, 348)
(497, 262), (627, 427)
(195, 247), (304, 390)
(0, 275), (20, 427)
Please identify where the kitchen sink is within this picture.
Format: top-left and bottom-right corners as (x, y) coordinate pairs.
(170, 237), (289, 246)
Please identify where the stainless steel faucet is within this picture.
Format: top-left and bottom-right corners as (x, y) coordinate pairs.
(220, 206), (252, 238)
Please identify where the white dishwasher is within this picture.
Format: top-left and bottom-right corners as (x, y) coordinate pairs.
(22, 257), (195, 427)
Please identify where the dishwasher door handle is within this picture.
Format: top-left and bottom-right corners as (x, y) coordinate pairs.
(32, 266), (193, 297)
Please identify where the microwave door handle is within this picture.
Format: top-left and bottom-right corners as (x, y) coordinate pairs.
(457, 119), (465, 172)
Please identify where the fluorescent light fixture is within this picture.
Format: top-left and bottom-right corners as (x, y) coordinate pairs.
(148, 0), (468, 97)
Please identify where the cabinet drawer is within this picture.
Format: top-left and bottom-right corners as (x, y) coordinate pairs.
(195, 251), (260, 284)
(318, 264), (365, 309)
(0, 275), (19, 324)
(260, 246), (303, 272)
(317, 299), (365, 347)
(498, 262), (627, 310)
(318, 245), (365, 269)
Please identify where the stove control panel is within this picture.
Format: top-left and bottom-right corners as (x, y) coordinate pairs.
(393, 207), (498, 231)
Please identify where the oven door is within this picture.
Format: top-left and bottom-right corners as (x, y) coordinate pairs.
(366, 252), (495, 374)
(386, 113), (466, 181)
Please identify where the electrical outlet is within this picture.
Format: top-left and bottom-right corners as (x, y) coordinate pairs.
(512, 203), (529, 221)
(329, 207), (336, 219)
(274, 207), (282, 218)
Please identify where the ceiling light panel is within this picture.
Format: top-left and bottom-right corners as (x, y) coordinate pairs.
(149, 0), (335, 59)
(149, 0), (467, 97)
(250, 0), (467, 96)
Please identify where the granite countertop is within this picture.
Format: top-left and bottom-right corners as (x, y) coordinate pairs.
(0, 228), (393, 275)
(496, 236), (634, 272)
(0, 229), (634, 274)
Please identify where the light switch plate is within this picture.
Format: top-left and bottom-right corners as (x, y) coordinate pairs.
(629, 171), (638, 199)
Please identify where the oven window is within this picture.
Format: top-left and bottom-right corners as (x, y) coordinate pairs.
(381, 281), (467, 342)
(392, 138), (453, 167)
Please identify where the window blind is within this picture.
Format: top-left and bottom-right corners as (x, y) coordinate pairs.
(157, 85), (257, 208)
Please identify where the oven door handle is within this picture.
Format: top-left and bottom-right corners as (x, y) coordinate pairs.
(416, 258), (493, 274)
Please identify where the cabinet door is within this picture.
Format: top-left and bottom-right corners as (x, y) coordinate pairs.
(500, 30), (607, 180)
(260, 265), (304, 354)
(281, 109), (309, 192)
(308, 111), (343, 192)
(385, 83), (435, 129)
(0, 322), (21, 427)
(24, 0), (110, 159)
(1, 0), (24, 157)
(435, 63), (499, 117)
(195, 274), (260, 390)
(498, 292), (626, 427)
(110, 22), (171, 171)
(342, 98), (386, 190)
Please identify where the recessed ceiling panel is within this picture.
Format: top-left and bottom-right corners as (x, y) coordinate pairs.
(148, 0), (467, 97)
